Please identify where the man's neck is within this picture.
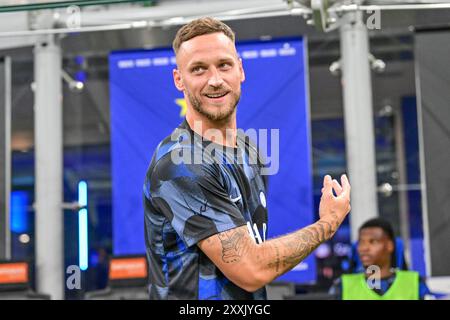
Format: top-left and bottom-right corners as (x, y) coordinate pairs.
(186, 111), (237, 148)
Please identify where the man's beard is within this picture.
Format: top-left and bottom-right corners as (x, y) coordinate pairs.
(187, 89), (240, 122)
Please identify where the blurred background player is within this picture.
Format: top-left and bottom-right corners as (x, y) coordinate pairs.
(330, 218), (432, 300)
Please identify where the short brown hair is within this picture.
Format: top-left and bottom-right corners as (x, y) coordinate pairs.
(172, 17), (235, 55)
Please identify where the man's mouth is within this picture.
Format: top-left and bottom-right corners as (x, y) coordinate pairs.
(204, 92), (229, 99)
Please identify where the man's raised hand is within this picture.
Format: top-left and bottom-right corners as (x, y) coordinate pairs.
(318, 174), (351, 237)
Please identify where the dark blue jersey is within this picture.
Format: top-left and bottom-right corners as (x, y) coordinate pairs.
(143, 120), (268, 300)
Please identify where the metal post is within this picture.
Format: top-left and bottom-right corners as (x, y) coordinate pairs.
(34, 35), (64, 300)
(394, 107), (412, 266)
(340, 10), (379, 241)
(0, 56), (11, 260)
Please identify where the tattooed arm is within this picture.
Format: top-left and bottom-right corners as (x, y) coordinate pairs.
(198, 174), (351, 292)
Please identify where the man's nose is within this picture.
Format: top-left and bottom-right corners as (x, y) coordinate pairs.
(358, 243), (369, 253)
(207, 69), (224, 88)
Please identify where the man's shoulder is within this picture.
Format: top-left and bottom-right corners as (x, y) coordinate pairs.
(151, 125), (195, 164)
(146, 133), (220, 185)
(341, 273), (364, 280)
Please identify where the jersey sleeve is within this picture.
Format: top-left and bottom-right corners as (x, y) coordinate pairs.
(145, 154), (247, 247)
(328, 278), (343, 299)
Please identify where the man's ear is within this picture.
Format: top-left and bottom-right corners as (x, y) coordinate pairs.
(387, 239), (395, 254)
(239, 58), (245, 83)
(173, 68), (184, 91)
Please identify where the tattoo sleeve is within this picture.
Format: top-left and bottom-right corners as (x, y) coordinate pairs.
(261, 215), (340, 277)
(217, 227), (253, 263)
(208, 216), (341, 288)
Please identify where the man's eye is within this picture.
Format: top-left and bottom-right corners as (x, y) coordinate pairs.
(220, 63), (231, 69)
(192, 66), (205, 73)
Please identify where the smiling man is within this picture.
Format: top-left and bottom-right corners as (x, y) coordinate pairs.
(173, 30), (242, 126)
(143, 17), (351, 300)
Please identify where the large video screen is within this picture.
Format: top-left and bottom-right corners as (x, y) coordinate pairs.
(110, 37), (315, 282)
